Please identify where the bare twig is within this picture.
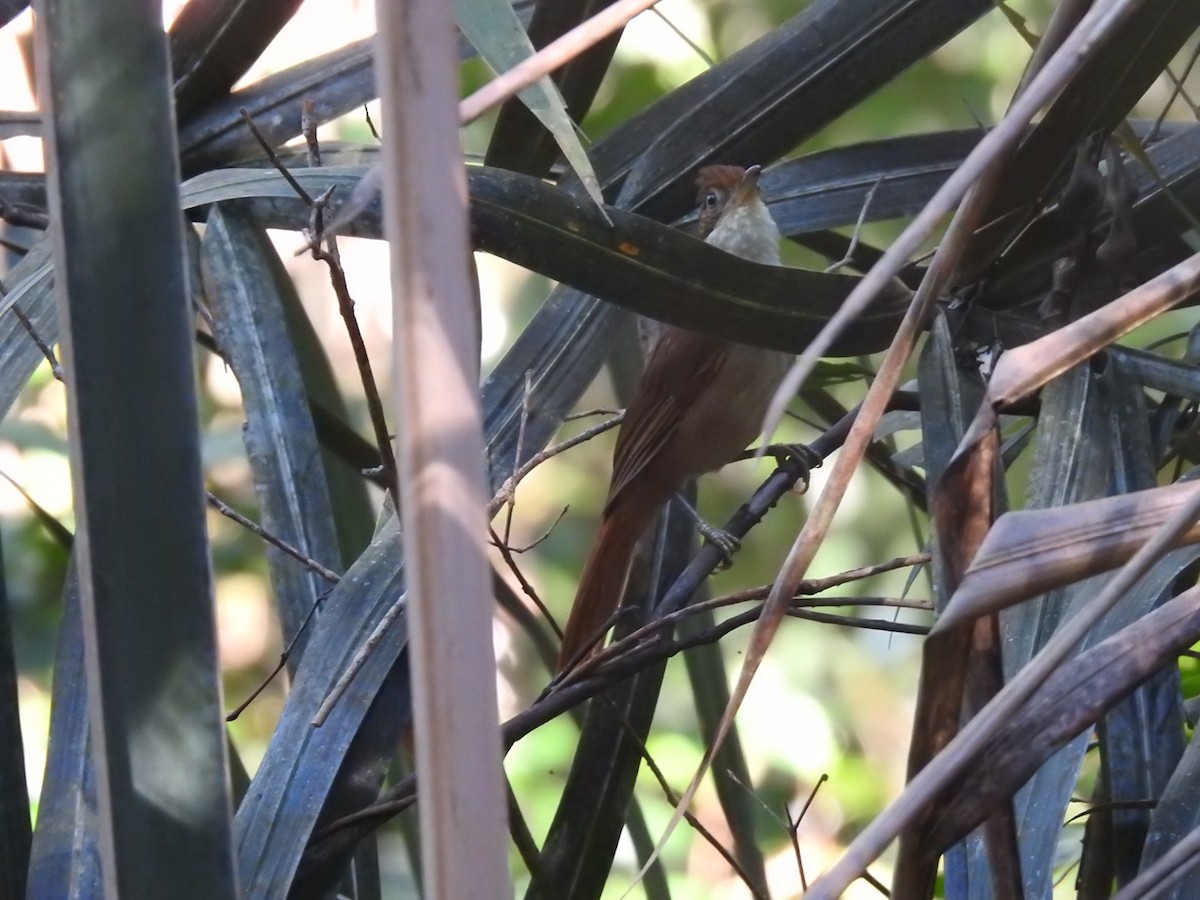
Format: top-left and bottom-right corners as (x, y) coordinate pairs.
(503, 371), (535, 546)
(240, 106), (400, 509)
(493, 506), (569, 555)
(316, 505), (571, 727)
(824, 176), (883, 275)
(11, 288), (341, 585)
(624, 717), (766, 899)
(301, 97), (321, 167)
(1149, 40), (1200, 141)
(238, 108), (313, 204)
(648, 6), (714, 67)
(12, 303), (63, 381)
(306, 193), (400, 509)
(313, 407), (922, 837)
(787, 774), (828, 891)
(489, 524), (562, 639)
(206, 493), (341, 583)
(565, 407), (621, 421)
(311, 592), (407, 726)
(490, 412), (624, 515)
(315, 586), (928, 840)
(569, 580), (927, 693)
(364, 104), (380, 141)
(226, 590), (330, 721)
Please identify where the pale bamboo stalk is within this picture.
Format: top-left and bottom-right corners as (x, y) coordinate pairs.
(374, 0), (510, 895)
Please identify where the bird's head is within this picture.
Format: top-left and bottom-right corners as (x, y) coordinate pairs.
(694, 164), (781, 265)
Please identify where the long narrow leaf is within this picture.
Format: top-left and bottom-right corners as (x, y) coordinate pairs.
(613, 0), (992, 216)
(169, 0), (305, 120)
(455, 0), (604, 209)
(25, 565), (102, 899)
(180, 165), (909, 355)
(36, 0), (237, 893)
(485, 0), (622, 176)
(201, 205), (342, 658)
(922, 583), (1200, 853)
(0, 533), (28, 900)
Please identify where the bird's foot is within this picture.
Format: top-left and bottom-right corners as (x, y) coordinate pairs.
(673, 494), (741, 569)
(767, 442), (822, 492)
(696, 518), (741, 570)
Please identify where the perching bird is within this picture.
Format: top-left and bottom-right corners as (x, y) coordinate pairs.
(557, 164), (791, 671)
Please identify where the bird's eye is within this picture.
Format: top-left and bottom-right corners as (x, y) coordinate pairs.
(704, 191), (720, 209)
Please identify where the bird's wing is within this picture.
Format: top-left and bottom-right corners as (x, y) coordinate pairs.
(606, 329), (730, 511)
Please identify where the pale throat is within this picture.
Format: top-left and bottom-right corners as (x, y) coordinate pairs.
(705, 196), (782, 265)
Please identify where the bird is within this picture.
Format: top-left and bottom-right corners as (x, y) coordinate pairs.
(557, 164), (792, 672)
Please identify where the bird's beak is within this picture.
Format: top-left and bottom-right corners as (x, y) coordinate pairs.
(729, 165), (763, 207)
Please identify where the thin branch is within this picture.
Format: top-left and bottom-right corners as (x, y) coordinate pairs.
(240, 106), (400, 509)
(226, 590), (330, 721)
(238, 107), (313, 204)
(306, 194), (400, 510)
(490, 412), (624, 515)
(311, 592), (406, 727)
(565, 406), (621, 421)
(1149, 40), (1200, 141)
(10, 287), (342, 604)
(493, 506), (569, 555)
(11, 303), (64, 381)
(649, 6), (714, 67)
(503, 371), (534, 547)
(364, 104), (381, 141)
(315, 587), (926, 840)
(787, 774), (828, 891)
(206, 493), (340, 583)
(824, 176), (883, 275)
(301, 97), (321, 167)
(489, 524), (562, 639)
(312, 407), (924, 838)
(316, 503), (571, 728)
(621, 713), (766, 899)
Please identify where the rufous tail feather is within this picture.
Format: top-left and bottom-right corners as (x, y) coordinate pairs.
(557, 491), (664, 672)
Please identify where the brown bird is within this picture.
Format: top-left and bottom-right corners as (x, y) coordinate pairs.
(557, 164), (792, 671)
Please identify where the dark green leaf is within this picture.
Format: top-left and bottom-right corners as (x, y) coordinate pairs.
(170, 0), (306, 121)
(0, 535), (28, 900)
(613, 0), (993, 217)
(180, 165), (908, 355)
(530, 503), (692, 900)
(961, 1), (1200, 281)
(39, 0), (237, 893)
(486, 0), (622, 176)
(25, 566), (101, 899)
(201, 205), (343, 659)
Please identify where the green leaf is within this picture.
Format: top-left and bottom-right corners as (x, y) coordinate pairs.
(455, 0), (607, 211)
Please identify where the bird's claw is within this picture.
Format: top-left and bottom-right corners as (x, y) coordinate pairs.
(696, 520), (741, 569)
(769, 443), (822, 492)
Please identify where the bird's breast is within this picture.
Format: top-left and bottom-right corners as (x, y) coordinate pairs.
(665, 343), (793, 477)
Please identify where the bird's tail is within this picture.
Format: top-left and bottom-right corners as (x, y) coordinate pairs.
(557, 493), (661, 673)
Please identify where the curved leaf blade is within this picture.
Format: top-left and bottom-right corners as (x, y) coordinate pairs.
(201, 205), (343, 659)
(179, 165), (909, 355)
